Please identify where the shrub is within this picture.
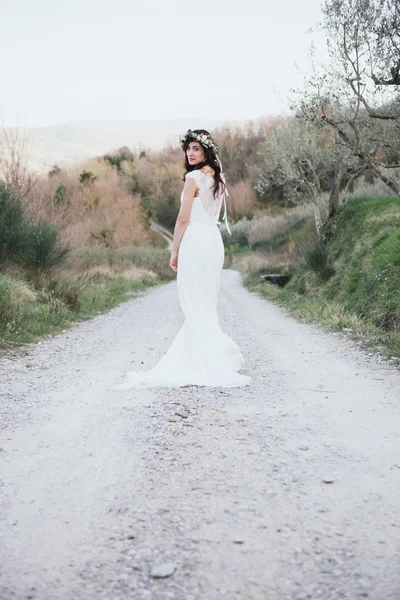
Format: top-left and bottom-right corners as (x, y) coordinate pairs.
(48, 165), (62, 178)
(54, 184), (71, 206)
(302, 239), (335, 282)
(32, 274), (88, 312)
(155, 195), (179, 229)
(103, 147), (134, 171)
(0, 186), (69, 272)
(220, 217), (254, 247)
(0, 184), (24, 263)
(21, 221), (69, 271)
(140, 195), (154, 220)
(79, 170), (97, 185)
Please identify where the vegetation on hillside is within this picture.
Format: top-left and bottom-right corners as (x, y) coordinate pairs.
(0, 142), (174, 349)
(0, 242), (173, 349)
(240, 197), (400, 360)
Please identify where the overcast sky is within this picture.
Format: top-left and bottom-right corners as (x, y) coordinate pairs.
(1, 0), (326, 128)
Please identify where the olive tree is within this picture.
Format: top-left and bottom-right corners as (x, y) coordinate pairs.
(255, 119), (351, 235)
(292, 0), (400, 208)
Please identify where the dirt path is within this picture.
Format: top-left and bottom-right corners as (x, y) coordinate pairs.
(0, 270), (399, 600)
(149, 219), (173, 251)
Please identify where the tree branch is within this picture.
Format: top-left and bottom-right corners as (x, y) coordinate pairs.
(372, 59), (400, 86)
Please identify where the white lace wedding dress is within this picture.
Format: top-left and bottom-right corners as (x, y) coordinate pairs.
(113, 169), (251, 389)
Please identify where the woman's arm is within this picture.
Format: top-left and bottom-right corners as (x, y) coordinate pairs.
(170, 178), (197, 271)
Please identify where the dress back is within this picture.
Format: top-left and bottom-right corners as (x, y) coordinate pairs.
(182, 169), (224, 225)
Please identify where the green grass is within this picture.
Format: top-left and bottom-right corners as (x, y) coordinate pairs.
(0, 274), (70, 345)
(318, 197), (400, 331)
(76, 275), (156, 320)
(0, 265), (167, 350)
(243, 196), (400, 361)
(226, 243), (251, 255)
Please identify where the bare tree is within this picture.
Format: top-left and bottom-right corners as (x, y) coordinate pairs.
(0, 124), (37, 198)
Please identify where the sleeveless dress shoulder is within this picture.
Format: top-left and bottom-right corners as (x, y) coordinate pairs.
(184, 169), (231, 232)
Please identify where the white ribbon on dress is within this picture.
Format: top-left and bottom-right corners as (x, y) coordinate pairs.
(215, 156), (232, 235)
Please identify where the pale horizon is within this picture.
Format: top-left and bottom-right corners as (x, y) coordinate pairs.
(1, 0), (326, 129)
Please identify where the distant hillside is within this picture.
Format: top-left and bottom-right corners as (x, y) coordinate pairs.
(26, 118), (250, 172)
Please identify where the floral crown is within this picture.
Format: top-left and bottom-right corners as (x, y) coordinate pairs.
(179, 129), (219, 155)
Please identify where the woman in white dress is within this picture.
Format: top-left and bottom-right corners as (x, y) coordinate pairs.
(114, 129), (251, 389)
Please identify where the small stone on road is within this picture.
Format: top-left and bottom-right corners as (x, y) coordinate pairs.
(150, 563), (177, 578)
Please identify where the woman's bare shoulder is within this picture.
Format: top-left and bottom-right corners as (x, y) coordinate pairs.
(200, 166), (215, 177)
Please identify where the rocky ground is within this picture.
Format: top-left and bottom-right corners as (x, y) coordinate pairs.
(0, 270), (399, 600)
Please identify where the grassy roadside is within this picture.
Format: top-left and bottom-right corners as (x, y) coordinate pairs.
(0, 245), (173, 351)
(242, 273), (400, 362)
(233, 196), (400, 364)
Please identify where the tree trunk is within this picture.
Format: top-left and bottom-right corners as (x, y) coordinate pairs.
(313, 202), (324, 238)
(373, 167), (400, 197)
(328, 170), (344, 217)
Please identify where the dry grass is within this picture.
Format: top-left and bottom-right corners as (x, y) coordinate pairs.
(86, 264), (159, 283)
(6, 278), (37, 303)
(347, 172), (400, 199)
(233, 249), (291, 273)
(68, 244), (173, 281)
(248, 204), (315, 247)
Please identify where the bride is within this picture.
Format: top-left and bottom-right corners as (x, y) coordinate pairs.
(113, 128), (251, 389)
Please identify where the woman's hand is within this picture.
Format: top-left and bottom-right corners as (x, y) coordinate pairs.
(170, 251), (178, 272)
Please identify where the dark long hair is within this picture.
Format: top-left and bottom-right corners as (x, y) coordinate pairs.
(182, 129), (226, 199)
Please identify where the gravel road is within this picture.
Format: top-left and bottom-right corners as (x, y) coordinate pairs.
(0, 269), (399, 600)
